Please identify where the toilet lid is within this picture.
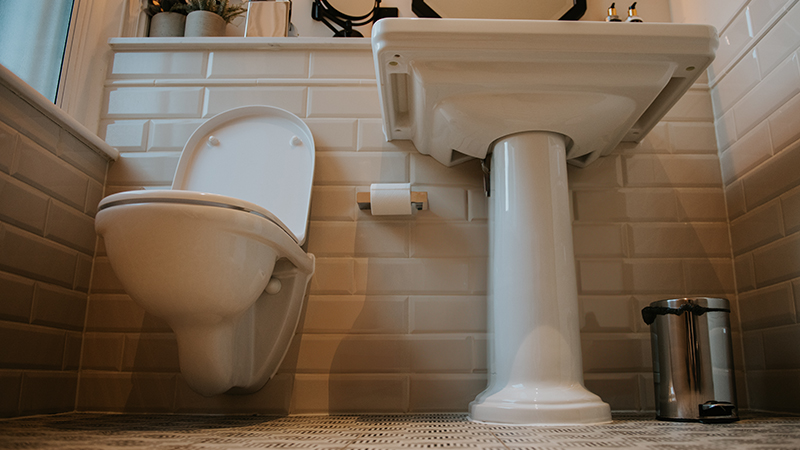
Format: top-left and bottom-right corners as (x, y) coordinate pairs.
(172, 106), (314, 244)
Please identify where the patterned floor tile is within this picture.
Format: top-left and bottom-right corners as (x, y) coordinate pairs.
(0, 413), (799, 449)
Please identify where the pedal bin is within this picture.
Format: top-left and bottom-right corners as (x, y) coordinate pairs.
(641, 297), (738, 423)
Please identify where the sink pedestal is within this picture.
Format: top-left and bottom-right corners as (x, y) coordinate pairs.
(470, 132), (611, 425)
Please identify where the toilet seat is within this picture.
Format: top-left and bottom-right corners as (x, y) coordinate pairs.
(98, 189), (299, 243)
(172, 105), (314, 244)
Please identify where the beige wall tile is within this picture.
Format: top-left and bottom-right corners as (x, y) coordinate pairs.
(683, 259), (736, 294)
(77, 372), (177, 412)
(762, 324), (800, 370)
(310, 186), (357, 221)
(309, 258), (355, 295)
(106, 153), (180, 187)
(752, 233), (800, 286)
(733, 53), (800, 138)
(204, 87), (307, 117)
(628, 260), (684, 294)
(290, 374), (408, 414)
(738, 282), (796, 331)
(734, 253), (757, 292)
(56, 129), (108, 183)
(89, 257), (126, 294)
(410, 336), (473, 373)
(408, 374), (486, 412)
(411, 155), (482, 187)
(584, 374), (641, 411)
(311, 51), (375, 79)
(629, 223), (731, 258)
(304, 119), (358, 151)
(662, 89), (714, 121)
(0, 172), (49, 235)
(668, 122), (719, 154)
(404, 186), (468, 222)
(209, 51), (307, 78)
(106, 87), (204, 118)
(579, 296), (635, 332)
(122, 334), (180, 372)
(572, 224), (626, 258)
(624, 154), (722, 188)
(289, 335), (409, 373)
(730, 200), (784, 255)
(308, 222), (409, 257)
(85, 294), (171, 332)
(0, 120), (18, 173)
(578, 260), (625, 294)
(747, 369), (800, 413)
(146, 119), (203, 152)
(101, 120), (149, 153)
(0, 271), (34, 323)
(301, 295), (407, 334)
(720, 122), (773, 185)
(769, 91), (800, 153)
(308, 86), (381, 118)
(315, 152), (408, 185)
(581, 334), (650, 373)
(411, 223), (487, 258)
(726, 180), (747, 219)
(14, 135), (89, 210)
(781, 185), (800, 234)
(45, 200), (96, 255)
(0, 321), (65, 370)
(30, 284), (86, 331)
(0, 372), (21, 417)
(676, 189), (727, 221)
(19, 372), (77, 415)
(111, 52), (207, 78)
(0, 223), (78, 289)
(354, 258), (470, 295)
(743, 139), (800, 211)
(82, 333), (124, 371)
(567, 155), (623, 188)
(0, 85), (61, 152)
(410, 296), (486, 334)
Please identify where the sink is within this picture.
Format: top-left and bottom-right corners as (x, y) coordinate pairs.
(373, 18), (717, 167)
(372, 18), (717, 425)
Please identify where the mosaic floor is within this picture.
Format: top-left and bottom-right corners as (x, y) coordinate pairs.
(1, 413), (799, 449)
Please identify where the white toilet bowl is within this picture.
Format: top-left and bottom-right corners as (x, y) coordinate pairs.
(95, 106), (315, 396)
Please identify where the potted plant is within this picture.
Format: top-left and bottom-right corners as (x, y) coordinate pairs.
(146, 0), (188, 37)
(185, 0), (247, 37)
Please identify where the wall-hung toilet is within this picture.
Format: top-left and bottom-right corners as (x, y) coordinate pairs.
(95, 106), (315, 397)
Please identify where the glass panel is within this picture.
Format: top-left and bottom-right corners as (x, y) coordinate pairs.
(0, 0), (74, 102)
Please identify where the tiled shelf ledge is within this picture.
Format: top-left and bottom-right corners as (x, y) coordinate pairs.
(108, 37), (373, 51)
(0, 65), (119, 161)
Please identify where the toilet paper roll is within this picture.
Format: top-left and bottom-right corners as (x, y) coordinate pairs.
(369, 183), (412, 216)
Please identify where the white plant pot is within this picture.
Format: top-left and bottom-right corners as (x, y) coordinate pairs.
(185, 10), (227, 37)
(149, 12), (186, 37)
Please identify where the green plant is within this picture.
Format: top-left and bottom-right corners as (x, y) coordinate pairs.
(185, 0), (247, 23)
(145, 0), (188, 16)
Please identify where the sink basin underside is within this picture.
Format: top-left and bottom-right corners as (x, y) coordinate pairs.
(372, 18), (718, 167)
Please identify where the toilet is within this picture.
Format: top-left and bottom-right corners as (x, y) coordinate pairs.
(95, 106), (316, 397)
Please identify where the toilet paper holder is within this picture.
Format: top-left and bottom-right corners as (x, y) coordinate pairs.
(357, 191), (429, 211)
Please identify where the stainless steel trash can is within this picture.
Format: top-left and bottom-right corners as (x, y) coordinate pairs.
(642, 297), (738, 423)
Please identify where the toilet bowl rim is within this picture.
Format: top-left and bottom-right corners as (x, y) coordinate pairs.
(98, 189), (298, 243)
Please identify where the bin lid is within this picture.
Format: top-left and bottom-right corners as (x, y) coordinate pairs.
(641, 297), (730, 325)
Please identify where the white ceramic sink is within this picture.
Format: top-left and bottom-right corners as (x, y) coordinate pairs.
(373, 18), (717, 167)
(372, 18), (717, 425)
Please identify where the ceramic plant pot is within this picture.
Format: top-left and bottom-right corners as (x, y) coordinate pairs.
(184, 10), (227, 37)
(149, 12), (186, 37)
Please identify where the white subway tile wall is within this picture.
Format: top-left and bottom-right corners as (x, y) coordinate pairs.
(0, 86), (111, 417)
(86, 39), (736, 415)
(706, 0), (800, 412)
